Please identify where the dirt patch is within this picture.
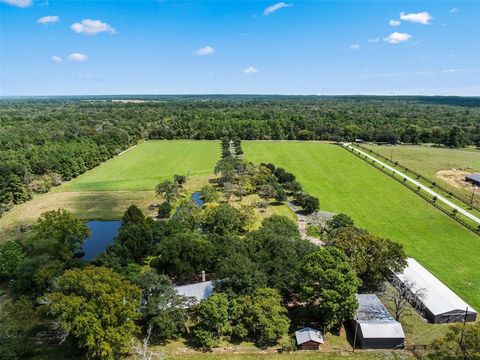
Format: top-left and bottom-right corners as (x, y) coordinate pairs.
(436, 169), (476, 189)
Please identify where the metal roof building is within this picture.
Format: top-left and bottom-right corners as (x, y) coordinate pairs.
(465, 173), (480, 186)
(394, 258), (477, 323)
(353, 294), (405, 349)
(295, 327), (324, 350)
(174, 280), (214, 304)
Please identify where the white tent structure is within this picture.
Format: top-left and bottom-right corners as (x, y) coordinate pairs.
(353, 294), (405, 349)
(394, 258), (477, 323)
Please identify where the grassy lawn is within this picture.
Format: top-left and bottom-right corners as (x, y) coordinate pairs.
(362, 144), (480, 206)
(60, 140), (220, 191)
(243, 141), (480, 311)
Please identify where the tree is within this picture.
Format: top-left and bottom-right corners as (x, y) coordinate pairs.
(44, 266), (141, 360)
(326, 213), (355, 232)
(31, 209), (90, 258)
(258, 184), (276, 208)
(0, 241), (25, 280)
(328, 227), (406, 291)
(301, 247), (361, 329)
(386, 277), (426, 322)
(301, 194), (319, 214)
(203, 203), (246, 236)
(155, 180), (179, 204)
(135, 271), (190, 342)
(428, 321), (480, 360)
(156, 202), (172, 219)
(200, 186), (219, 203)
(122, 205), (146, 225)
(193, 293), (231, 349)
(173, 174), (186, 186)
(174, 199), (203, 230)
(112, 222), (154, 264)
(7, 174), (29, 204)
(447, 126), (467, 148)
(232, 288), (290, 346)
(152, 232), (214, 282)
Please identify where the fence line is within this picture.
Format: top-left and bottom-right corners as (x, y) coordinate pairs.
(353, 144), (480, 212)
(341, 145), (480, 236)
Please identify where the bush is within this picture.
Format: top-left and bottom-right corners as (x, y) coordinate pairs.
(157, 202), (172, 218)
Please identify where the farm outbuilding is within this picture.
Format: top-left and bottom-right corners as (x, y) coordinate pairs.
(295, 327), (324, 350)
(465, 173), (480, 187)
(394, 258), (477, 324)
(352, 294), (405, 349)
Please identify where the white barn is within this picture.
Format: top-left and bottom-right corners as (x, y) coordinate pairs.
(394, 258), (477, 323)
(353, 294), (405, 349)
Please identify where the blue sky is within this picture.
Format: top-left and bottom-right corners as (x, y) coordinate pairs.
(0, 0), (479, 96)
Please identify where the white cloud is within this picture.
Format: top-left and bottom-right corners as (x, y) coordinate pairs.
(51, 55), (63, 63)
(349, 44), (360, 50)
(0, 0), (32, 7)
(367, 38), (380, 43)
(389, 19), (401, 27)
(264, 2), (291, 16)
(449, 8), (459, 13)
(194, 46), (215, 56)
(243, 66), (258, 74)
(384, 32), (411, 44)
(71, 19), (116, 35)
(67, 53), (88, 62)
(399, 11), (433, 25)
(37, 15), (59, 24)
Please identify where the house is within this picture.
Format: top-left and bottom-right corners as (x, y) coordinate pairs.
(353, 294), (405, 349)
(393, 258), (477, 323)
(174, 280), (215, 304)
(465, 173), (480, 187)
(295, 327), (324, 350)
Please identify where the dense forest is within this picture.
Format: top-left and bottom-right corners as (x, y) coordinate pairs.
(1, 95), (479, 213)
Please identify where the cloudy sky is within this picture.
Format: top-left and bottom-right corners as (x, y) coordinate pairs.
(0, 0), (479, 96)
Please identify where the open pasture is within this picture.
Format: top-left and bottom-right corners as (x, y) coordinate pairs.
(243, 141), (480, 310)
(60, 140), (220, 191)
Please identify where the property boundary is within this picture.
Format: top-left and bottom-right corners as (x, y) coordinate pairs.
(340, 145), (480, 236)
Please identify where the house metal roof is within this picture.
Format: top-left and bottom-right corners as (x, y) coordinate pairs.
(295, 327), (324, 345)
(174, 280), (214, 303)
(395, 258), (476, 317)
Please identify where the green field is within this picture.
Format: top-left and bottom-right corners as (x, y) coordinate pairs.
(243, 141), (480, 310)
(61, 140), (220, 191)
(362, 144), (480, 206)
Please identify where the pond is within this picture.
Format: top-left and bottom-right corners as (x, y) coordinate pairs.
(82, 220), (122, 261)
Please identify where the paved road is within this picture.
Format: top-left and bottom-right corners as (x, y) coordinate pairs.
(344, 143), (480, 226)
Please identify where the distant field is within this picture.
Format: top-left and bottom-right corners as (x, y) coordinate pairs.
(60, 140), (220, 191)
(362, 144), (480, 205)
(244, 141), (480, 310)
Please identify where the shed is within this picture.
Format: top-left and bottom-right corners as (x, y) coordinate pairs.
(353, 294), (405, 349)
(295, 327), (324, 350)
(394, 258), (477, 323)
(465, 173), (480, 187)
(174, 280), (214, 305)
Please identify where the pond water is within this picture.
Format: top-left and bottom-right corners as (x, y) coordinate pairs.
(190, 191), (204, 206)
(82, 220), (122, 261)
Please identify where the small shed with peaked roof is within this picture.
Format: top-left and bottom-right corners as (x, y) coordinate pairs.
(295, 327), (324, 350)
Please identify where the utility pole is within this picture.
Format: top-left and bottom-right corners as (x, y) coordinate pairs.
(390, 148), (393, 162)
(471, 185), (477, 206)
(459, 307), (468, 360)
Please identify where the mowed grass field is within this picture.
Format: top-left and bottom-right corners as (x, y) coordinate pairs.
(60, 140), (220, 191)
(243, 141), (480, 310)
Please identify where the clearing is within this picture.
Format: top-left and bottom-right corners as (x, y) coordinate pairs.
(243, 141), (480, 311)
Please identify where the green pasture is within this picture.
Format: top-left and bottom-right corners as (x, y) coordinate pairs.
(243, 141), (480, 310)
(60, 140), (220, 191)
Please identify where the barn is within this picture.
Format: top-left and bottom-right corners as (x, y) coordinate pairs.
(353, 294), (405, 349)
(295, 327), (324, 350)
(465, 173), (480, 187)
(394, 258), (477, 323)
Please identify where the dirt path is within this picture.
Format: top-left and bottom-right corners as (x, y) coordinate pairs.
(287, 201), (324, 246)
